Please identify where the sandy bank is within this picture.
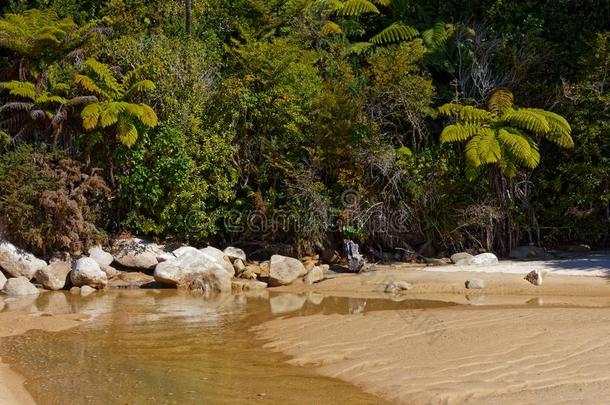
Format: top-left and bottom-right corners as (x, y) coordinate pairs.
(0, 301), (89, 405)
(256, 305), (610, 404)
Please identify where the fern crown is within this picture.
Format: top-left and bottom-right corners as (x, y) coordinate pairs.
(439, 88), (573, 178)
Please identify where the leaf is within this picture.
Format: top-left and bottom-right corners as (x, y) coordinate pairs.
(338, 0), (380, 16)
(487, 88), (514, 116)
(371, 23), (418, 45)
(503, 109), (550, 135)
(117, 117), (138, 147)
(439, 124), (478, 143)
(84, 58), (122, 96)
(81, 102), (103, 130)
(0, 81), (37, 100)
(74, 74), (109, 98)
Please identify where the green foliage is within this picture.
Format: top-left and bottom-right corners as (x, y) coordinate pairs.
(439, 88), (573, 178)
(75, 58), (158, 146)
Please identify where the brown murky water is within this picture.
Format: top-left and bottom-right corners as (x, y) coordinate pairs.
(0, 290), (455, 404)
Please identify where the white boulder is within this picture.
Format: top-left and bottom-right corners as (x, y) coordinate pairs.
(0, 271), (6, 290)
(112, 238), (159, 270)
(2, 276), (39, 296)
(0, 240), (47, 279)
(223, 246), (246, 262)
(35, 259), (71, 290)
(153, 250), (232, 293)
(70, 257), (108, 289)
(88, 245), (113, 266)
(268, 255), (307, 286)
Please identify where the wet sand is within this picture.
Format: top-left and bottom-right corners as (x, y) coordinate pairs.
(0, 305), (86, 405)
(256, 306), (610, 404)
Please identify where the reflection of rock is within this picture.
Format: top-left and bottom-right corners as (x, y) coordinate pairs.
(0, 271), (6, 290)
(347, 298), (367, 314)
(384, 281), (412, 293)
(3, 276), (39, 296)
(36, 292), (71, 314)
(4, 294), (38, 311)
(465, 295), (486, 305)
(0, 296), (4, 311)
(0, 240), (47, 279)
(268, 255), (307, 286)
(80, 285), (96, 296)
(307, 292), (324, 305)
(35, 258), (71, 290)
(525, 297), (544, 306)
(71, 257), (108, 289)
(270, 293), (306, 314)
(465, 278), (485, 289)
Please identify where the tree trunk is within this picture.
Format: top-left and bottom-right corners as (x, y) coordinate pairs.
(185, 0), (192, 36)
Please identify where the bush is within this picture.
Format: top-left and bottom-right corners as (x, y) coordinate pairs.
(0, 145), (110, 256)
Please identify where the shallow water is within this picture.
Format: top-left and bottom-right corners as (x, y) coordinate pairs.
(0, 290), (456, 404)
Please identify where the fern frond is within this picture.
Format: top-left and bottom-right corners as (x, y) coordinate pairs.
(74, 74), (109, 98)
(487, 88), (513, 116)
(65, 95), (98, 106)
(0, 102), (33, 113)
(99, 101), (129, 128)
(465, 134), (482, 167)
(124, 103), (158, 128)
(123, 80), (156, 99)
(439, 124), (478, 143)
(529, 109), (574, 148)
(117, 117), (138, 147)
(497, 128), (540, 168)
(321, 21), (343, 36)
(438, 103), (463, 117)
(0, 81), (37, 100)
(347, 41), (374, 55)
(422, 22), (453, 48)
(371, 23), (418, 45)
(81, 102), (104, 130)
(502, 109), (550, 135)
(476, 128), (502, 164)
(338, 0), (380, 16)
(458, 105), (492, 124)
(372, 0), (392, 6)
(84, 58), (122, 96)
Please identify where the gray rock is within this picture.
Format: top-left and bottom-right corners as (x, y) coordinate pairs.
(231, 279), (267, 291)
(100, 264), (120, 279)
(303, 266), (325, 285)
(451, 252), (474, 264)
(270, 293), (306, 314)
(153, 250), (232, 293)
(465, 278), (485, 289)
(233, 258), (246, 274)
(343, 239), (365, 272)
(384, 281), (412, 293)
(525, 269), (544, 286)
(71, 257), (108, 289)
(35, 259), (71, 290)
(0, 271), (6, 290)
(2, 276), (39, 296)
(172, 246), (200, 258)
(509, 246), (551, 260)
(69, 286), (81, 294)
(268, 255), (307, 286)
(470, 253), (499, 266)
(88, 245), (113, 266)
(0, 240), (47, 279)
(223, 246), (246, 262)
(112, 238), (158, 270)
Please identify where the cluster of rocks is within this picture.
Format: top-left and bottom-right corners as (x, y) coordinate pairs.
(1, 237), (329, 297)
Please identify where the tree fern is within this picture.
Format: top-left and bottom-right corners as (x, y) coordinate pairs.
(338, 0), (380, 16)
(439, 88), (573, 178)
(370, 23), (418, 45)
(74, 59), (158, 147)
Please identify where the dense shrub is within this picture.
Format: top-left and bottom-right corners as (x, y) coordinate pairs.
(0, 145), (110, 256)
